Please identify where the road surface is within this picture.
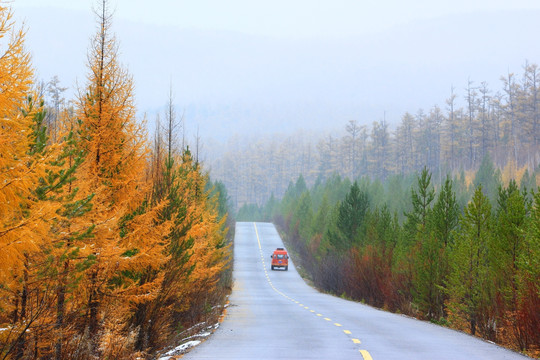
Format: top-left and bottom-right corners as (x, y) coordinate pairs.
(183, 222), (529, 359)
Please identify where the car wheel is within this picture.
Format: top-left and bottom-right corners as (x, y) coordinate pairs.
(285, 266), (288, 271)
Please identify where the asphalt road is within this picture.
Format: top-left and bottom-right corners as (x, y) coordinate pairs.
(183, 222), (530, 360)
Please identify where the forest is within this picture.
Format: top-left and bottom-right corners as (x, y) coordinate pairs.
(237, 161), (539, 356)
(210, 61), (540, 209)
(0, 2), (232, 359)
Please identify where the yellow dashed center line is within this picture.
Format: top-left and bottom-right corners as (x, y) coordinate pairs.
(253, 223), (372, 359)
(360, 349), (373, 360)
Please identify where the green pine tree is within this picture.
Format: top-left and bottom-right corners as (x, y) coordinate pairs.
(311, 194), (330, 238)
(447, 186), (494, 337)
(413, 175), (460, 321)
(292, 191), (314, 242)
(432, 176), (460, 246)
(404, 167), (435, 242)
(513, 190), (540, 350)
(396, 167), (435, 311)
(334, 181), (370, 250)
(493, 180), (529, 346)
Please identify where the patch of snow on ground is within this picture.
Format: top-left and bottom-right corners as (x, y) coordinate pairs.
(183, 331), (211, 341)
(158, 340), (201, 360)
(156, 323), (220, 359)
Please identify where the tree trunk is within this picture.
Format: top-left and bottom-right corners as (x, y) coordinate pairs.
(55, 259), (68, 360)
(14, 256), (29, 359)
(471, 317), (477, 336)
(88, 269), (100, 354)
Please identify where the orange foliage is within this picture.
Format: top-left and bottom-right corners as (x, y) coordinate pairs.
(0, 4), (40, 271)
(73, 2), (170, 354)
(0, 5), (83, 358)
(182, 156), (230, 308)
(0, 2), (231, 358)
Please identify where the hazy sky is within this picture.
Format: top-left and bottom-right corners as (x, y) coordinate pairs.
(11, 0), (540, 141)
(14, 0), (540, 38)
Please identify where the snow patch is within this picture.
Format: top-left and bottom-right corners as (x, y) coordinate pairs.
(183, 331), (211, 341)
(157, 323), (220, 358)
(158, 340), (201, 359)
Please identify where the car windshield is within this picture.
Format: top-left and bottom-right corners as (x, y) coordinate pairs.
(277, 254), (285, 259)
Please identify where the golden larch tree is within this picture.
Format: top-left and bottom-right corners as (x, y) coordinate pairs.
(177, 152), (230, 321)
(75, 0), (169, 355)
(0, 4), (39, 271)
(0, 5), (67, 357)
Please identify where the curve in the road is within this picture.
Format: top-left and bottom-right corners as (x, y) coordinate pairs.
(253, 223), (374, 360)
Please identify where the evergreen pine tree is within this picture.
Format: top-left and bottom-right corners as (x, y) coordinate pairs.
(493, 180), (529, 346)
(432, 176), (460, 246)
(447, 186), (494, 337)
(404, 167), (435, 242)
(292, 191), (314, 242)
(514, 190), (540, 350)
(334, 181), (370, 250)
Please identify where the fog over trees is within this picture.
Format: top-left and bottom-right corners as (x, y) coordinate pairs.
(209, 62), (540, 209)
(13, 5), (540, 141)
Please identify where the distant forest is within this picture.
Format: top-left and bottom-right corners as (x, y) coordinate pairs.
(211, 62), (540, 209)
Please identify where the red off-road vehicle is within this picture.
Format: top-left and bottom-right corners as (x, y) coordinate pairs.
(270, 248), (289, 271)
